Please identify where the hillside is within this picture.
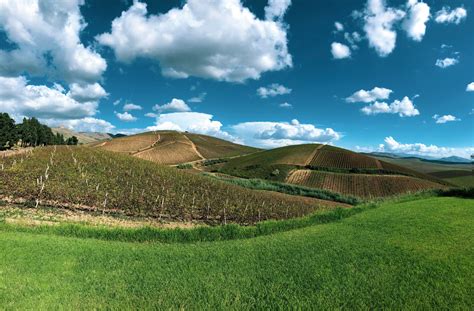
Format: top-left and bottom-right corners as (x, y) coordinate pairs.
(371, 155), (473, 187)
(95, 131), (260, 165)
(1, 196), (472, 309)
(0, 146), (342, 225)
(219, 144), (448, 198)
(52, 127), (112, 145)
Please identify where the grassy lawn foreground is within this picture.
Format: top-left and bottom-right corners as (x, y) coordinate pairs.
(0, 197), (473, 309)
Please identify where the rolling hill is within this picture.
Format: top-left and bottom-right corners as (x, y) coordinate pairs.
(219, 144), (449, 198)
(52, 127), (112, 144)
(95, 131), (260, 165)
(0, 146), (343, 225)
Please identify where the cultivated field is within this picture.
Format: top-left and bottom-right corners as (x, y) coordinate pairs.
(286, 170), (445, 198)
(95, 131), (259, 165)
(0, 146), (343, 224)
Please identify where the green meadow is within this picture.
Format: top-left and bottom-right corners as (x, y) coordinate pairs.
(1, 196), (472, 309)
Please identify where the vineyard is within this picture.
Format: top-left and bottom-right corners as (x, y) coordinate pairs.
(0, 147), (344, 225)
(286, 170), (446, 198)
(308, 147), (381, 169)
(185, 133), (259, 159)
(98, 132), (160, 154)
(134, 142), (202, 165)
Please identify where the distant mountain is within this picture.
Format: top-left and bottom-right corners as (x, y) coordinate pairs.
(52, 127), (112, 144)
(438, 156), (472, 163)
(368, 152), (471, 164)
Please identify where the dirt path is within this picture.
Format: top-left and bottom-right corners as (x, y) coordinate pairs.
(375, 159), (383, 169)
(131, 134), (162, 156)
(183, 134), (205, 160)
(304, 144), (326, 166)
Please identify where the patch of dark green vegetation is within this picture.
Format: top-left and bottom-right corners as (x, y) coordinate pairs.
(208, 173), (361, 205)
(176, 163), (193, 169)
(201, 158), (228, 166)
(435, 187), (474, 199)
(0, 206), (370, 244)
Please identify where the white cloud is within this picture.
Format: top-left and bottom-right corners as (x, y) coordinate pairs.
(432, 114), (460, 124)
(232, 119), (340, 148)
(435, 57), (459, 68)
(346, 87), (393, 103)
(0, 0), (106, 83)
(362, 0), (405, 57)
(344, 32), (362, 49)
(265, 0), (292, 21)
(115, 111), (137, 122)
(123, 103), (142, 111)
(435, 6), (467, 24)
(380, 136), (474, 158)
(402, 0), (431, 41)
(0, 76), (98, 120)
(466, 82), (474, 92)
(188, 92), (207, 103)
(44, 117), (116, 133)
(97, 0), (292, 82)
(153, 98), (191, 113)
(361, 96), (420, 117)
(257, 84), (292, 98)
(145, 112), (158, 118)
(68, 83), (108, 103)
(279, 102), (292, 108)
(147, 112), (235, 141)
(331, 42), (351, 59)
(335, 21), (344, 32)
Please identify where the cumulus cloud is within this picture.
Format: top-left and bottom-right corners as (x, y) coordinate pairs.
(265, 0), (292, 21)
(467, 82), (474, 92)
(402, 0), (430, 41)
(0, 76), (99, 121)
(68, 83), (108, 103)
(153, 98), (191, 113)
(232, 119), (340, 148)
(115, 111), (137, 122)
(147, 112), (235, 141)
(432, 114), (460, 124)
(335, 21), (344, 32)
(331, 42), (351, 59)
(362, 0), (405, 57)
(380, 136), (474, 158)
(188, 93), (207, 103)
(435, 57), (459, 68)
(97, 0), (292, 82)
(279, 102), (292, 108)
(123, 103), (142, 111)
(435, 6), (467, 24)
(257, 84), (292, 98)
(361, 96), (420, 117)
(344, 32), (362, 49)
(346, 87), (393, 103)
(0, 0), (106, 83)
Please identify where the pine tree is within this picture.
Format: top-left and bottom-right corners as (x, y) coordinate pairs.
(0, 113), (18, 150)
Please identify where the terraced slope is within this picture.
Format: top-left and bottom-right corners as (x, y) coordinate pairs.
(0, 146), (342, 224)
(286, 170), (445, 198)
(220, 144), (449, 197)
(95, 131), (259, 165)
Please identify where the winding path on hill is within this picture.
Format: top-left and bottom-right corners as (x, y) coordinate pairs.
(183, 134), (205, 160)
(131, 134), (162, 157)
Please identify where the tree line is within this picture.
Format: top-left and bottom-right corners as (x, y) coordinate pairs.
(0, 112), (78, 150)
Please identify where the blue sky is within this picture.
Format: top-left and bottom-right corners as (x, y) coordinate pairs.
(0, 0), (472, 158)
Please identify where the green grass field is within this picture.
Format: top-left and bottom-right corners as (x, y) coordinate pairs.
(1, 196), (472, 309)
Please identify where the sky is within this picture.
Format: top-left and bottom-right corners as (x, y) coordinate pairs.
(0, 0), (473, 158)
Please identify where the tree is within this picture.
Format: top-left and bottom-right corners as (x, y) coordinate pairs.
(66, 136), (79, 145)
(0, 113), (17, 150)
